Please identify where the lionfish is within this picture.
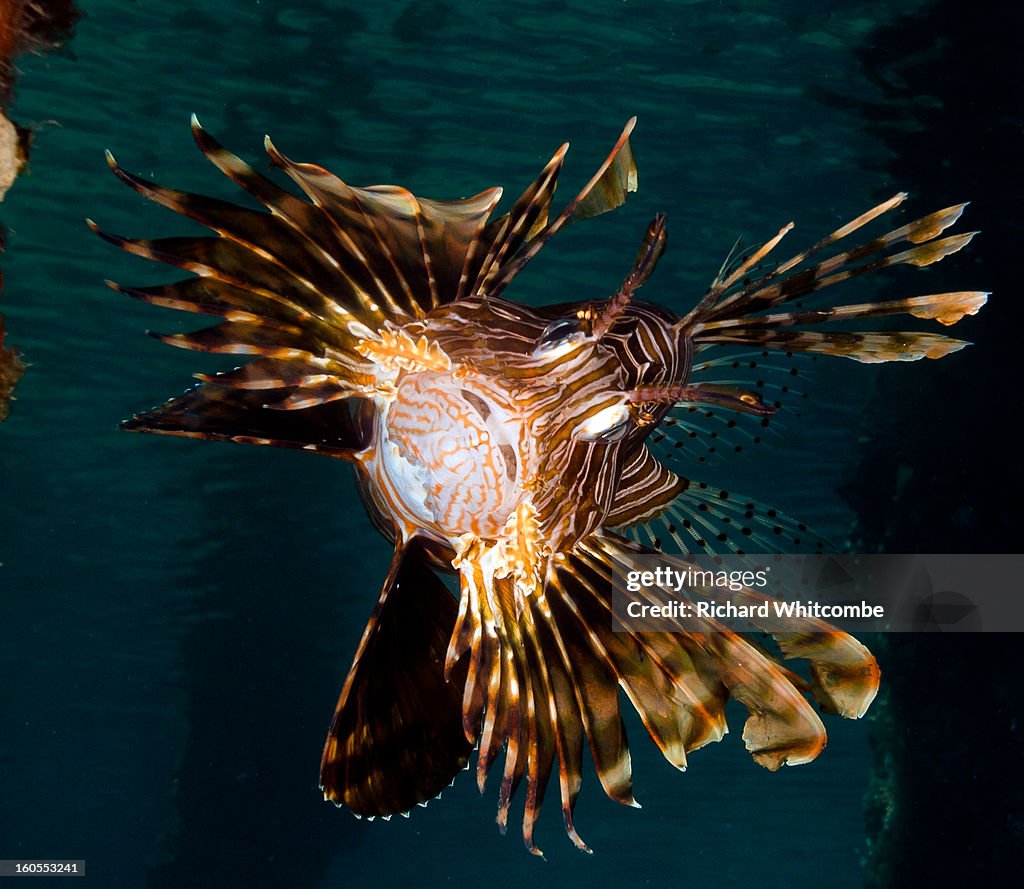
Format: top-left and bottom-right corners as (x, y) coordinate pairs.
(92, 117), (985, 855)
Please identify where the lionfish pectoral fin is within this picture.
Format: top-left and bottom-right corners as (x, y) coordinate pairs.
(450, 526), (748, 854)
(707, 584), (881, 718)
(559, 540), (734, 774)
(603, 469), (870, 753)
(606, 444), (687, 528)
(447, 539), (600, 854)
(608, 452), (827, 555)
(320, 540), (472, 818)
(584, 535), (874, 771)
(695, 629), (827, 769)
(576, 536), (821, 772)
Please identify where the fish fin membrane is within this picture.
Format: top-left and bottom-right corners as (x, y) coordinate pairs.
(320, 542), (472, 817)
(605, 444), (686, 527)
(567, 533), (836, 770)
(623, 475), (830, 556)
(642, 347), (816, 469)
(121, 383), (366, 457)
(484, 118), (637, 298)
(695, 579), (881, 719)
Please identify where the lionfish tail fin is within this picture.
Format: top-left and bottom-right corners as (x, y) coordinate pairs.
(680, 195), (986, 362)
(446, 528), (878, 852)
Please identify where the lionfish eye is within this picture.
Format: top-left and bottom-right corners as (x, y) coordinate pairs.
(578, 403), (631, 442)
(533, 317), (585, 359)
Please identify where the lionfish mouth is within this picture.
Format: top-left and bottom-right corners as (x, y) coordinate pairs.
(94, 115), (985, 855)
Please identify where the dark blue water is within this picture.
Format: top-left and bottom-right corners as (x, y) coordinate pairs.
(0, 1), (1013, 887)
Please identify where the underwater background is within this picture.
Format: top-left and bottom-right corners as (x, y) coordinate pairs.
(0, 0), (1019, 886)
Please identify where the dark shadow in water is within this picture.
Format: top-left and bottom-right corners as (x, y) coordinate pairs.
(145, 451), (360, 889)
(815, 2), (1023, 885)
(0, 0), (81, 419)
(0, 0), (80, 103)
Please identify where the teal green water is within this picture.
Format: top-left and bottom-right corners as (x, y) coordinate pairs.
(0, 1), (1006, 887)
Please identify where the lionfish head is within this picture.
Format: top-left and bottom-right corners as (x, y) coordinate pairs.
(363, 299), (647, 553)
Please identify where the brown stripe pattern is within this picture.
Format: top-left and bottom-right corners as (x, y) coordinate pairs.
(95, 118), (984, 854)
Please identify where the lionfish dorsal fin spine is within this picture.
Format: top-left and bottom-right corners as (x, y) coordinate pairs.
(487, 118), (638, 297)
(676, 195), (984, 363)
(465, 143), (568, 301)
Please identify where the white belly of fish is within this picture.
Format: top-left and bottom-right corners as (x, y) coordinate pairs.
(370, 370), (527, 541)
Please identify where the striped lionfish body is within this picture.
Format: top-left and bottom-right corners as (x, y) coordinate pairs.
(93, 118), (986, 855)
